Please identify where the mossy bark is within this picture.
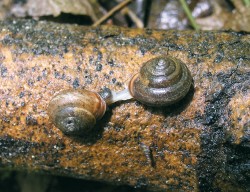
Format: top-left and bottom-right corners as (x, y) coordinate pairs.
(0, 20), (249, 191)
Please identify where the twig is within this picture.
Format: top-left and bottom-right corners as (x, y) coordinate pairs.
(93, 0), (133, 27)
(121, 7), (144, 28)
(179, 0), (200, 30)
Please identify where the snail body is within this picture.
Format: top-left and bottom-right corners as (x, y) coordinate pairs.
(48, 56), (193, 136)
(48, 89), (106, 135)
(129, 56), (192, 106)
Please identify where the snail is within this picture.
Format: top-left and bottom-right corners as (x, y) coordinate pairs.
(48, 56), (192, 136)
(48, 89), (106, 136)
(128, 56), (192, 106)
(48, 88), (133, 136)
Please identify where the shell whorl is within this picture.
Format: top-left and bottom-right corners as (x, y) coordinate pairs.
(48, 89), (106, 135)
(129, 56), (192, 106)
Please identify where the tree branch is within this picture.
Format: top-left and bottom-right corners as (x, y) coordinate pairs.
(0, 19), (249, 191)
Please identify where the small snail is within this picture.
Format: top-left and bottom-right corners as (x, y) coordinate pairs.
(48, 56), (192, 136)
(48, 88), (133, 136)
(48, 90), (106, 135)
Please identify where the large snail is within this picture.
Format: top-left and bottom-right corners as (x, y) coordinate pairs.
(129, 56), (192, 106)
(48, 56), (193, 136)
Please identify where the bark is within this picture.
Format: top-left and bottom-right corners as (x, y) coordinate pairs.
(0, 19), (249, 192)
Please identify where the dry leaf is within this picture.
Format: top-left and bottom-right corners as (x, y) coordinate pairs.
(11, 0), (100, 21)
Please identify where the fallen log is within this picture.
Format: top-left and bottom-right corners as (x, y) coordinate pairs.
(0, 19), (249, 192)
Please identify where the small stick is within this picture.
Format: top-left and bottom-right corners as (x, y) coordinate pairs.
(121, 7), (144, 28)
(93, 0), (133, 27)
(179, 0), (200, 30)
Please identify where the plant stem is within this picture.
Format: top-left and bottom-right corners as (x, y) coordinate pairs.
(243, 0), (250, 6)
(179, 0), (200, 30)
(93, 0), (133, 27)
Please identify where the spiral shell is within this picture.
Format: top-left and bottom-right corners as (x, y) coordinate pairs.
(48, 89), (106, 136)
(129, 56), (192, 106)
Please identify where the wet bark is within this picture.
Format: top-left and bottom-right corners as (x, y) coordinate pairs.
(0, 19), (249, 192)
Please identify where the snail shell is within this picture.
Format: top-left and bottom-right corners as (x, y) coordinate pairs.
(48, 89), (106, 136)
(129, 56), (192, 106)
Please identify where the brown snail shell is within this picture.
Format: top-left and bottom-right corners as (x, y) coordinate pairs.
(48, 89), (106, 136)
(129, 56), (192, 106)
